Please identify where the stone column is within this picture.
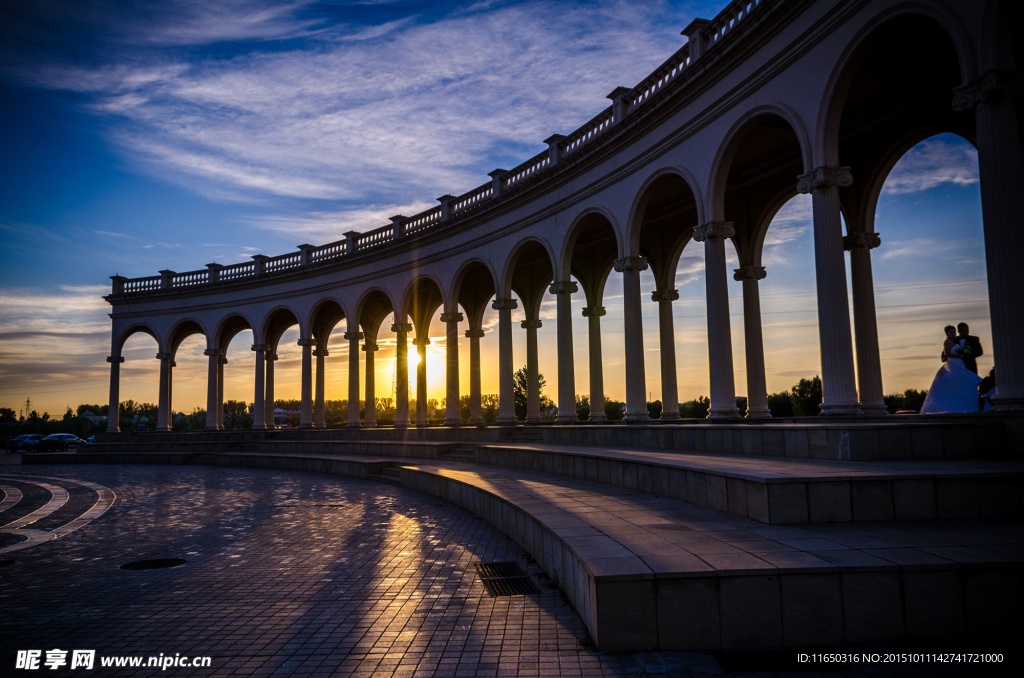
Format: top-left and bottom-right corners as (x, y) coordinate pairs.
(204, 348), (223, 430)
(651, 290), (680, 420)
(844, 232), (886, 414)
(492, 298), (518, 424)
(362, 339), (378, 427)
(217, 354), (227, 430)
(521, 318), (543, 423)
(734, 265), (770, 418)
(252, 344), (268, 429)
(581, 306), (607, 422)
(414, 337), (429, 426)
(344, 331), (363, 427)
(264, 352), (277, 428)
(954, 72), (1024, 410)
(106, 355), (124, 432)
(298, 338), (315, 428)
(550, 281), (578, 423)
(441, 312), (464, 426)
(616, 257), (650, 421)
(156, 352), (172, 431)
(465, 328), (486, 425)
(312, 346), (328, 428)
(392, 322), (412, 427)
(797, 168), (861, 414)
(694, 222), (740, 418)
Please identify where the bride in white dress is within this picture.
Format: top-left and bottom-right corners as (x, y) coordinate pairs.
(920, 325), (983, 414)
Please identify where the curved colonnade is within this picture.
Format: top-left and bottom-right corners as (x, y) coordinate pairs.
(105, 0), (1024, 433)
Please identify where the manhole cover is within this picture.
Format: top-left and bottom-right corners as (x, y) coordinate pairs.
(120, 558), (187, 570)
(475, 562), (538, 597)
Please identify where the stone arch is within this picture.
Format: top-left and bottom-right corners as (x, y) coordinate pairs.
(499, 235), (557, 298)
(213, 313), (255, 353)
(260, 306), (304, 349)
(306, 297), (348, 346)
(626, 164), (705, 261)
(399, 275), (446, 334)
(448, 257), (499, 309)
(115, 323), (159, 355)
(817, 3), (976, 167)
(450, 258), (499, 330)
(558, 206), (622, 277)
(166, 318), (209, 356)
(708, 104), (812, 221)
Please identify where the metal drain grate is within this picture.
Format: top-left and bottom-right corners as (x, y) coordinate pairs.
(120, 558), (187, 570)
(475, 562), (538, 597)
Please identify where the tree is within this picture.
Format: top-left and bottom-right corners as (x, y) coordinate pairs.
(767, 391), (795, 417)
(678, 396), (709, 419)
(790, 376), (822, 416)
(0, 407), (15, 423)
(513, 366), (547, 421)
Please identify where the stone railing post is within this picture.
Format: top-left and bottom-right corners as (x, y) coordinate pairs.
(159, 270), (175, 290)
(110, 276), (126, 295)
(544, 134), (567, 166)
(682, 18), (709, 61)
(251, 254), (269, 277)
(390, 215), (407, 240)
(488, 169), (508, 199)
(297, 244), (315, 267)
(344, 231), (361, 255)
(438, 195), (456, 221)
(205, 263), (223, 284)
(607, 87), (631, 123)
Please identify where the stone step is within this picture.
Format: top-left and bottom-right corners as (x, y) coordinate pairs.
(438, 448), (477, 462)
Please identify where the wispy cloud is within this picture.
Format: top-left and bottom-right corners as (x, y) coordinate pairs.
(249, 201), (435, 240)
(10, 1), (688, 207)
(881, 138), (979, 195)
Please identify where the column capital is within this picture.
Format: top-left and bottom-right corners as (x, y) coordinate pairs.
(614, 256), (649, 272)
(219, 355), (228, 365)
(953, 70), (1023, 111)
(296, 338), (316, 347)
(343, 331), (364, 341)
(581, 305), (606, 318)
(520, 318), (543, 330)
(267, 353), (279, 362)
(251, 344), (269, 352)
(694, 221), (735, 241)
(312, 348), (330, 357)
(492, 297), (519, 311)
(548, 280), (578, 295)
(413, 336), (431, 347)
(465, 328), (486, 339)
(733, 265), (767, 282)
(107, 355), (125, 364)
(440, 312), (464, 324)
(651, 288), (679, 302)
(391, 322), (413, 334)
(203, 348), (224, 357)
(796, 166), (853, 194)
(156, 352), (172, 361)
(843, 231), (881, 251)
(361, 343), (379, 352)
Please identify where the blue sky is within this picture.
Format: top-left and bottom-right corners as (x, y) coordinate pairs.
(0, 0), (989, 415)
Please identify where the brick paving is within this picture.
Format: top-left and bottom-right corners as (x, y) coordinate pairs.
(0, 461), (1016, 676)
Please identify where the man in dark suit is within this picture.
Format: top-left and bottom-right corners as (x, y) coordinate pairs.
(956, 322), (983, 375)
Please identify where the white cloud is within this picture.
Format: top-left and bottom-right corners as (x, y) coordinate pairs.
(882, 138), (979, 196)
(248, 200), (435, 241)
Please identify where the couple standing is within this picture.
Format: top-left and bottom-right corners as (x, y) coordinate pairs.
(921, 322), (985, 414)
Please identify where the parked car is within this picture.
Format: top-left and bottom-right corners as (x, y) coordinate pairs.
(7, 434), (45, 452)
(39, 433), (87, 452)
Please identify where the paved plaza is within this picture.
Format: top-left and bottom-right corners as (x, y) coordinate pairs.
(0, 459), (1018, 676)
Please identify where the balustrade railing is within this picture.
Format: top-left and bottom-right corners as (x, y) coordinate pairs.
(171, 270), (209, 288)
(265, 251), (302, 274)
(110, 0), (775, 298)
(451, 183), (493, 215)
(504, 151), (550, 190)
(311, 239), (347, 263)
(220, 261), (255, 281)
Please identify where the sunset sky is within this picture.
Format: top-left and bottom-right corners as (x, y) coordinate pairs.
(0, 0), (990, 417)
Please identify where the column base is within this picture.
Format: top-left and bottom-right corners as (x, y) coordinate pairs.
(251, 424), (269, 431)
(314, 423), (326, 429)
(299, 424), (314, 429)
(106, 427), (120, 433)
(362, 421), (377, 428)
(555, 415), (578, 424)
(204, 425), (219, 431)
(660, 411), (681, 421)
(819, 404), (862, 415)
(745, 408), (772, 419)
(469, 418), (484, 426)
(992, 395), (1024, 412)
(624, 412), (650, 422)
(588, 414), (607, 423)
(346, 422), (362, 428)
(708, 408), (741, 419)
(526, 417), (542, 424)
(444, 418), (463, 427)
(497, 417), (518, 425)
(156, 426), (171, 432)
(858, 402), (889, 415)
(394, 421), (410, 429)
